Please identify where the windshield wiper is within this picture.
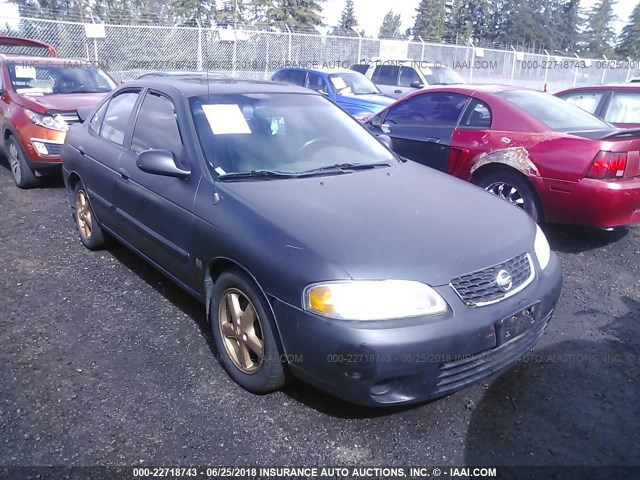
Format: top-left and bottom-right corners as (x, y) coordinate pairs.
(217, 169), (300, 181)
(299, 162), (391, 175)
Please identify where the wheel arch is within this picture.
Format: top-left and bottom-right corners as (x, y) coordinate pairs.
(204, 256), (288, 357)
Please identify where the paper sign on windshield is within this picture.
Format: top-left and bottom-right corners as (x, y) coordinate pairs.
(330, 77), (348, 90)
(202, 104), (252, 135)
(15, 66), (36, 79)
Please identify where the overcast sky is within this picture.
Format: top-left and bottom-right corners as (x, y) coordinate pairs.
(0, 0), (637, 37)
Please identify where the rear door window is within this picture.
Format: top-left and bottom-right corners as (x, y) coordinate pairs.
(306, 72), (328, 94)
(372, 65), (400, 86)
(99, 91), (139, 146)
(558, 91), (604, 114)
(604, 91), (640, 124)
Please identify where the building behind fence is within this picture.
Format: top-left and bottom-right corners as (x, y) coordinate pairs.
(2, 14), (640, 92)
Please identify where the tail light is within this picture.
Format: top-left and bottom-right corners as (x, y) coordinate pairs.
(587, 151), (627, 179)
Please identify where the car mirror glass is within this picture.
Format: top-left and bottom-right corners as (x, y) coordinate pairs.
(410, 80), (425, 89)
(370, 115), (382, 127)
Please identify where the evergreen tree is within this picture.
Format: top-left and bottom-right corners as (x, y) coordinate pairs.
(582, 0), (617, 57)
(617, 2), (640, 58)
(378, 9), (401, 39)
(557, 0), (581, 51)
(412, 0), (446, 41)
(272, 0), (325, 30)
(216, 0), (245, 26)
(448, 0), (493, 44)
(246, 0), (278, 26)
(172, 0), (216, 25)
(332, 0), (358, 35)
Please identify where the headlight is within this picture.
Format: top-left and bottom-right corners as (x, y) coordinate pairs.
(24, 109), (68, 132)
(303, 280), (447, 320)
(534, 224), (551, 270)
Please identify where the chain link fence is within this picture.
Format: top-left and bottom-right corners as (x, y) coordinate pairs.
(2, 15), (639, 91)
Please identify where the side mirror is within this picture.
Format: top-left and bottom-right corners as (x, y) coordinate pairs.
(410, 80), (425, 89)
(377, 134), (393, 150)
(370, 115), (382, 127)
(76, 106), (95, 123)
(137, 149), (190, 179)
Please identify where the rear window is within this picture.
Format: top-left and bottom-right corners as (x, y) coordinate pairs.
(497, 89), (610, 131)
(604, 92), (640, 124)
(558, 90), (604, 114)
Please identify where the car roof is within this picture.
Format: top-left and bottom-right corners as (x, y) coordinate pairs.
(275, 66), (356, 75)
(557, 84), (640, 94)
(415, 84), (524, 94)
(121, 77), (316, 96)
(0, 54), (86, 64)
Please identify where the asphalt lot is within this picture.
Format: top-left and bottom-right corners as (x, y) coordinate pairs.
(0, 157), (638, 472)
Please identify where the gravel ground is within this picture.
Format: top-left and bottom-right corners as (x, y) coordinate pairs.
(0, 158), (638, 474)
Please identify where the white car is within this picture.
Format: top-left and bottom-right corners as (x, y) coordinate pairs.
(351, 60), (466, 99)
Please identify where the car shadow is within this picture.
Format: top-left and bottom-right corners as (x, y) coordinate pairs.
(104, 240), (429, 419)
(0, 152), (65, 189)
(543, 223), (630, 254)
(464, 296), (640, 471)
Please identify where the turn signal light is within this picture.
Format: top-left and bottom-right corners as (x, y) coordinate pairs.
(586, 151), (627, 179)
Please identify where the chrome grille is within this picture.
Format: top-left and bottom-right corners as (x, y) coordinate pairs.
(450, 253), (534, 307)
(49, 110), (81, 125)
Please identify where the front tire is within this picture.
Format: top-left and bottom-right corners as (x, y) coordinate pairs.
(6, 135), (38, 189)
(475, 170), (543, 224)
(210, 270), (286, 393)
(73, 181), (107, 250)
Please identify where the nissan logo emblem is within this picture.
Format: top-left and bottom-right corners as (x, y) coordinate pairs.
(496, 269), (513, 291)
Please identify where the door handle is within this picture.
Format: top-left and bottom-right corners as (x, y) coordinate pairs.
(118, 167), (130, 180)
(78, 145), (86, 156)
(394, 89), (402, 94)
(425, 137), (441, 143)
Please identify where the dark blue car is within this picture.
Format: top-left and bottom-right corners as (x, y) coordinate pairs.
(61, 77), (562, 406)
(270, 67), (395, 121)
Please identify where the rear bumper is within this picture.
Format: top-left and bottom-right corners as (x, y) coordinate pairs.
(544, 177), (640, 227)
(270, 254), (563, 406)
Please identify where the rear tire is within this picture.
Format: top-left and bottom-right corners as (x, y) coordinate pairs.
(73, 181), (107, 250)
(210, 269), (286, 394)
(475, 170), (543, 224)
(6, 135), (38, 189)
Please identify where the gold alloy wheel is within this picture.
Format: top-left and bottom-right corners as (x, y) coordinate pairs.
(218, 288), (265, 374)
(8, 139), (21, 182)
(76, 189), (92, 239)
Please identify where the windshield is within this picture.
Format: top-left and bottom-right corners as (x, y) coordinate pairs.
(328, 72), (381, 95)
(423, 66), (465, 85)
(497, 89), (611, 131)
(7, 62), (115, 94)
(191, 93), (395, 177)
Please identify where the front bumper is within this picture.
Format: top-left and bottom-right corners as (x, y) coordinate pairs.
(270, 254), (563, 406)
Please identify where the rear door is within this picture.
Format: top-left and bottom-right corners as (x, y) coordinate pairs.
(81, 89), (141, 228)
(371, 65), (401, 98)
(114, 89), (199, 286)
(374, 92), (470, 172)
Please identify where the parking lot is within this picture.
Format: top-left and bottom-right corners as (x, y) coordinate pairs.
(0, 157), (638, 469)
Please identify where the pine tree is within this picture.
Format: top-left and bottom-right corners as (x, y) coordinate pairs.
(332, 0), (358, 35)
(557, 0), (581, 51)
(272, 0), (325, 30)
(582, 0), (617, 57)
(378, 9), (401, 39)
(172, 0), (216, 25)
(216, 0), (245, 26)
(246, 0), (278, 26)
(617, 2), (640, 58)
(412, 0), (446, 41)
(448, 0), (493, 44)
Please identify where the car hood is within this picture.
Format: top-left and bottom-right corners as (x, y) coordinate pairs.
(337, 93), (395, 110)
(14, 92), (109, 113)
(221, 161), (537, 286)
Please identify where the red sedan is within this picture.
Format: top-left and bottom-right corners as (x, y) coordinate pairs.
(556, 84), (640, 128)
(365, 85), (640, 228)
